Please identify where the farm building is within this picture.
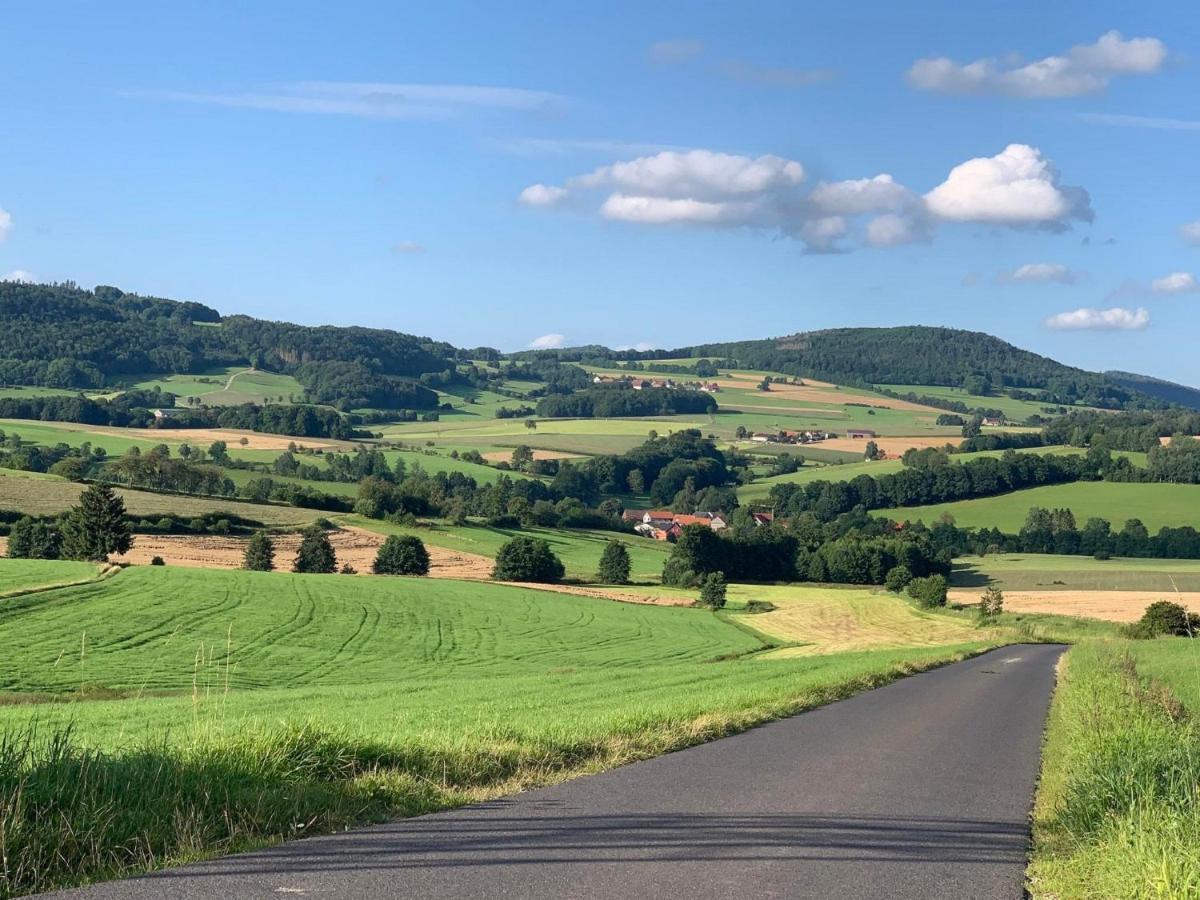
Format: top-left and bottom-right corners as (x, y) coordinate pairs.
(845, 428), (877, 439)
(152, 408), (184, 420)
(981, 417), (1004, 427)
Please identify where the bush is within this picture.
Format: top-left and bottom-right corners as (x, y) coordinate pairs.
(661, 555), (698, 588)
(907, 574), (948, 608)
(150, 556), (165, 566)
(697, 572), (727, 610)
(1128, 601), (1199, 638)
(978, 585), (1004, 620)
(491, 537), (565, 583)
(743, 599), (776, 614)
(372, 535), (430, 576)
(339, 563), (357, 575)
(597, 540), (631, 585)
(884, 565), (913, 593)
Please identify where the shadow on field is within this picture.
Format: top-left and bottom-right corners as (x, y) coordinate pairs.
(146, 809), (1029, 879)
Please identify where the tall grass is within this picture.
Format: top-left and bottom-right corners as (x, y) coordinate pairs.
(1028, 640), (1200, 898)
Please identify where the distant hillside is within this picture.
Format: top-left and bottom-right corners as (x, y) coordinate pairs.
(0, 282), (456, 409)
(1106, 371), (1200, 411)
(670, 326), (1157, 410)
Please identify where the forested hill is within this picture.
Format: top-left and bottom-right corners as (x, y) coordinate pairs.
(1105, 371), (1200, 411)
(0, 282), (456, 409)
(671, 326), (1156, 410)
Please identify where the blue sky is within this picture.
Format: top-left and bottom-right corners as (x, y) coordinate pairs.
(1, 1), (1198, 383)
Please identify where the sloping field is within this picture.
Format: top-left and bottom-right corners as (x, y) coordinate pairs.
(0, 566), (764, 696)
(948, 589), (1199, 623)
(0, 471), (322, 525)
(736, 585), (987, 657)
(952, 553), (1200, 592)
(876, 482), (1200, 532)
(0, 558), (103, 594)
(0, 418), (348, 452)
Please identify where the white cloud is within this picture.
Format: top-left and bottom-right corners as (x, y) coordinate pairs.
(924, 144), (1092, 229)
(1180, 221), (1200, 246)
(570, 150), (805, 198)
(1, 269), (34, 283)
(131, 82), (564, 120)
(391, 240), (424, 254)
(647, 39), (705, 65)
(518, 184), (569, 207)
(519, 143), (1089, 252)
(529, 333), (567, 350)
(1079, 113), (1200, 132)
(0, 206), (10, 241)
(999, 262), (1079, 284)
(1151, 272), (1198, 294)
(1044, 306), (1150, 330)
(908, 31), (1166, 98)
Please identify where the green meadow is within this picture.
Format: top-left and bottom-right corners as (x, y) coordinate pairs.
(125, 368), (304, 406)
(875, 383), (1060, 421)
(875, 482), (1200, 532)
(0, 558), (102, 595)
(952, 553), (1200, 592)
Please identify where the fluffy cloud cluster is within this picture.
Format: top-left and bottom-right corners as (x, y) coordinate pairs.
(519, 144), (1089, 252)
(908, 31), (1167, 98)
(923, 144), (1092, 229)
(0, 205), (10, 242)
(1044, 307), (1150, 331)
(1151, 272), (1198, 294)
(529, 333), (567, 350)
(998, 262), (1079, 284)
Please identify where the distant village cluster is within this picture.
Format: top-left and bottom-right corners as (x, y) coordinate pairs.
(621, 508), (775, 541)
(592, 374), (721, 393)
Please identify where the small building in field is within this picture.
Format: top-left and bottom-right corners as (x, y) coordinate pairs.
(981, 417), (1004, 427)
(152, 408), (183, 420)
(845, 428), (877, 439)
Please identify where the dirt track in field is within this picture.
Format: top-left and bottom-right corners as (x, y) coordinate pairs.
(113, 527), (495, 579)
(949, 588), (1200, 623)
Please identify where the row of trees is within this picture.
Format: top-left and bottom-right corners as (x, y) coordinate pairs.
(241, 528), (431, 575)
(535, 384), (717, 418)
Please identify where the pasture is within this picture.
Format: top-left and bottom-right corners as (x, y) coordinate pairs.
(875, 482), (1200, 532)
(953, 553), (1200, 592)
(124, 367), (304, 406)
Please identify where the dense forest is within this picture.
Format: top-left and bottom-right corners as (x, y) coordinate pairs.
(0, 282), (454, 409)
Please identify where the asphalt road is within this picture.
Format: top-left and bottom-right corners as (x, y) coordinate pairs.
(45, 644), (1064, 900)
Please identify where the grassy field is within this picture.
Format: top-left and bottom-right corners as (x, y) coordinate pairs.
(0, 564), (993, 895)
(0, 470), (322, 526)
(724, 584), (989, 656)
(1028, 638), (1200, 898)
(876, 482), (1200, 532)
(124, 368), (304, 406)
(344, 515), (671, 581)
(953, 554), (1200, 592)
(0, 558), (103, 594)
(875, 383), (1058, 422)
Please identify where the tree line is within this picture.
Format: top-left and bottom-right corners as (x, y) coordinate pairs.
(534, 384), (717, 419)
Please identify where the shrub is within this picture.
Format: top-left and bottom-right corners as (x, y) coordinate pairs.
(1128, 601), (1199, 638)
(697, 572), (727, 610)
(340, 563), (357, 575)
(907, 574), (948, 608)
(492, 537), (564, 583)
(661, 555), (698, 588)
(150, 555), (165, 566)
(884, 565), (913, 593)
(978, 585), (1004, 620)
(372, 535), (430, 576)
(597, 540), (631, 585)
(743, 599), (776, 614)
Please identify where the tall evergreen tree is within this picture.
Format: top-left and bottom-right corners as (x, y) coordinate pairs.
(292, 525), (337, 573)
(61, 484), (131, 561)
(243, 530), (276, 571)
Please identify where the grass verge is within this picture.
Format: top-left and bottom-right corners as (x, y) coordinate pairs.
(1027, 639), (1200, 898)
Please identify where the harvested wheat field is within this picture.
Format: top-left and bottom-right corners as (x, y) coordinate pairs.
(113, 526), (494, 578)
(820, 436), (958, 455)
(481, 449), (585, 462)
(949, 589), (1200, 623)
(719, 374), (939, 412)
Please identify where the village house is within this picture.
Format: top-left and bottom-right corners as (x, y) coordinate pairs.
(981, 416), (1004, 427)
(627, 509), (729, 538)
(152, 408), (184, 420)
(845, 428), (877, 439)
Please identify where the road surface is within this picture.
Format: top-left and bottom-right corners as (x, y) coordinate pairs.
(45, 644), (1064, 899)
